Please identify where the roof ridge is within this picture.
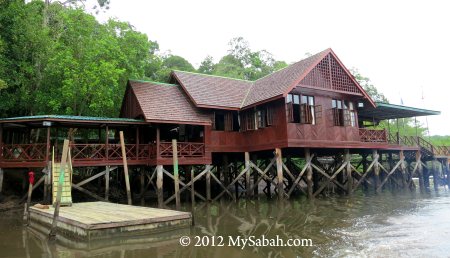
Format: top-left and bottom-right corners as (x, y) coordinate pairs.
(129, 79), (178, 86)
(172, 70), (253, 83)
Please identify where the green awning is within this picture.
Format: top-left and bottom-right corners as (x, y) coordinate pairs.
(358, 102), (440, 121)
(0, 115), (146, 128)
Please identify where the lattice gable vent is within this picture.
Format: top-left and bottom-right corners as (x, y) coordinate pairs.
(298, 53), (362, 94)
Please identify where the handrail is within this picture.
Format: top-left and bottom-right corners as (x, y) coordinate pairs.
(359, 128), (387, 143)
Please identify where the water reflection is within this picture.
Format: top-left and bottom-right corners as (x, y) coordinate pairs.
(1, 189), (450, 258)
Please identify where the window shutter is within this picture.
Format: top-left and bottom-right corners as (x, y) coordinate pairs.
(314, 105), (322, 124)
(212, 112), (216, 130)
(286, 102), (294, 122)
(343, 110), (351, 126)
(266, 106), (274, 126)
(224, 112), (233, 131)
(300, 103), (306, 123)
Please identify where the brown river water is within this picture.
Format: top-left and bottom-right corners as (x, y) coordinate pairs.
(1, 189), (449, 258)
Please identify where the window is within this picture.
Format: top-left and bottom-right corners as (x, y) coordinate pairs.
(332, 99), (356, 127)
(287, 94), (321, 124)
(213, 112), (237, 131)
(240, 110), (256, 131)
(213, 112), (225, 130)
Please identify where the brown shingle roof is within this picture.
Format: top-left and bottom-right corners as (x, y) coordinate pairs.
(243, 49), (330, 107)
(129, 80), (211, 125)
(171, 71), (253, 109)
(171, 49), (331, 109)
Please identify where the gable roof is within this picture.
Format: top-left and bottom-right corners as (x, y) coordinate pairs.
(128, 80), (211, 125)
(170, 48), (375, 110)
(243, 49), (330, 107)
(171, 70), (253, 110)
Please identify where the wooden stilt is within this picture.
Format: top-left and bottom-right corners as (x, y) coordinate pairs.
(140, 169), (145, 205)
(399, 150), (407, 189)
(305, 148), (313, 199)
(344, 149), (352, 194)
(119, 131), (132, 205)
(156, 165), (163, 208)
(0, 168), (4, 194)
(206, 165), (211, 202)
(416, 151), (424, 192)
(445, 159), (450, 188)
(373, 150), (380, 192)
(362, 155), (368, 191)
(49, 139), (69, 239)
(191, 167), (195, 206)
(245, 152), (251, 198)
(275, 148), (284, 200)
(252, 154), (258, 197)
(172, 139), (180, 209)
(432, 158), (439, 191)
(105, 166), (110, 201)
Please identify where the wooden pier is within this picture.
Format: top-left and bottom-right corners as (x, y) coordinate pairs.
(28, 202), (192, 241)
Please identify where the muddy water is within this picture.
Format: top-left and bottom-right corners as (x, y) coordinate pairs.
(1, 190), (450, 258)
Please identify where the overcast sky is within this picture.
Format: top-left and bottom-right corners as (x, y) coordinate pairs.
(96, 0), (449, 135)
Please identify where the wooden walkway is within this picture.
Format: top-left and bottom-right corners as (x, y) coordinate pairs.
(29, 202), (192, 241)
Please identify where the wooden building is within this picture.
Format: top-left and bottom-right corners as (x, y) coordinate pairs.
(0, 48), (448, 205)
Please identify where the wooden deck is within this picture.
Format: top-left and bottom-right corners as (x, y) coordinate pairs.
(28, 202), (192, 241)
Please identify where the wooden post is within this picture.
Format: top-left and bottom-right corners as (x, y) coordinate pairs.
(45, 127), (51, 164)
(362, 154), (368, 191)
(222, 155), (229, 187)
(191, 167), (195, 206)
(416, 151), (424, 192)
(444, 159), (450, 188)
(25, 172), (33, 225)
(345, 149), (352, 195)
(245, 152), (251, 198)
(105, 166), (110, 201)
(373, 150), (380, 192)
(119, 131), (132, 205)
(105, 125), (109, 161)
(252, 154), (258, 197)
(48, 139), (69, 239)
(0, 168), (3, 193)
(156, 126), (160, 158)
(275, 148), (283, 200)
(156, 165), (163, 208)
(136, 127), (140, 159)
(305, 148), (313, 199)
(140, 169), (145, 205)
(399, 150), (407, 189)
(172, 139), (180, 209)
(206, 165), (211, 202)
(432, 158), (439, 191)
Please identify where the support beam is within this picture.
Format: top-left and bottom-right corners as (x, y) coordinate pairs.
(140, 169), (145, 205)
(416, 151), (424, 192)
(398, 151), (406, 189)
(119, 131), (132, 205)
(305, 148), (313, 199)
(373, 150), (380, 192)
(252, 154), (258, 197)
(156, 165), (163, 208)
(206, 165), (211, 202)
(172, 139), (180, 209)
(432, 158), (439, 191)
(275, 148), (283, 200)
(345, 149), (352, 195)
(0, 168), (3, 194)
(191, 167), (195, 206)
(245, 152), (251, 198)
(105, 166), (110, 201)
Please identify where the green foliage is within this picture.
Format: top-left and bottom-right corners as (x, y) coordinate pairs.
(428, 135), (450, 146)
(0, 0), (154, 117)
(197, 37), (288, 80)
(351, 68), (389, 103)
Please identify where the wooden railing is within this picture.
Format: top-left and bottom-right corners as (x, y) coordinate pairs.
(435, 146), (450, 156)
(1, 143), (47, 161)
(159, 141), (205, 158)
(359, 128), (387, 142)
(0, 141), (204, 163)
